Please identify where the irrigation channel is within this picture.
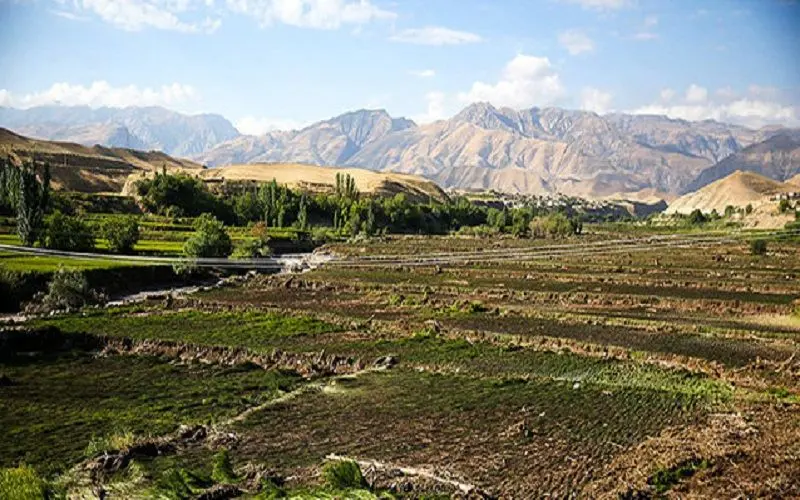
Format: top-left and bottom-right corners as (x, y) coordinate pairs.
(1, 227), (798, 272)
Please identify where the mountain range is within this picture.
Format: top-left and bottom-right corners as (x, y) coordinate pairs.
(2, 104), (797, 199)
(0, 105), (239, 157)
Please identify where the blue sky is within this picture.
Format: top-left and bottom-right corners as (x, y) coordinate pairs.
(0, 0), (798, 133)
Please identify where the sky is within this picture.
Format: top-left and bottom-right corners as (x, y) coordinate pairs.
(0, 0), (799, 134)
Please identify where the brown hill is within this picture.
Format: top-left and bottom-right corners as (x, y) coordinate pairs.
(666, 170), (795, 216)
(199, 162), (449, 203)
(0, 127), (204, 193)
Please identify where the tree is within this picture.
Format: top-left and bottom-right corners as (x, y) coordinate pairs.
(17, 160), (50, 246)
(183, 213), (233, 258)
(778, 199), (791, 213)
(297, 192), (309, 230)
(41, 211), (95, 251)
(745, 204), (754, 215)
(688, 209), (707, 225)
(101, 216), (140, 253)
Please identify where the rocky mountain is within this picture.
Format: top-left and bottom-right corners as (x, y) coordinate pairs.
(5, 103), (794, 198)
(0, 105), (240, 157)
(197, 104), (763, 198)
(683, 130), (800, 193)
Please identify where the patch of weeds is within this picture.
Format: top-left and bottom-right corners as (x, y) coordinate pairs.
(85, 430), (136, 457)
(767, 386), (792, 399)
(410, 327), (438, 340)
(322, 460), (368, 490)
(154, 467), (213, 499)
(387, 294), (404, 306)
(211, 449), (237, 484)
(253, 477), (286, 499)
(648, 457), (710, 494)
(0, 464), (63, 500)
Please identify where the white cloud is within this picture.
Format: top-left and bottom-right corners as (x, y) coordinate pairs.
(410, 69), (436, 78)
(685, 84), (708, 103)
(66, 0), (221, 33)
(412, 91), (447, 124)
(716, 87), (737, 99)
(390, 26), (482, 45)
(0, 81), (198, 108)
(235, 116), (304, 135)
(580, 87), (613, 114)
(558, 29), (594, 55)
(631, 31), (658, 40)
(643, 15), (658, 27)
(630, 84), (799, 128)
(226, 0), (396, 29)
(560, 0), (629, 10)
(659, 88), (676, 102)
(458, 54), (565, 109)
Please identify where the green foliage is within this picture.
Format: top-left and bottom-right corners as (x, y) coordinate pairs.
(724, 205), (736, 217)
(322, 460), (367, 490)
(745, 203), (753, 215)
(648, 458), (710, 494)
(40, 267), (99, 310)
(0, 156), (21, 215)
(0, 465), (49, 500)
(211, 450), (237, 484)
(16, 160), (50, 246)
(183, 213), (233, 258)
(687, 209), (707, 225)
(100, 216), (140, 253)
(155, 468), (212, 498)
(778, 199), (791, 213)
(529, 213), (580, 238)
(136, 169), (233, 222)
(750, 239), (768, 255)
(41, 211), (95, 251)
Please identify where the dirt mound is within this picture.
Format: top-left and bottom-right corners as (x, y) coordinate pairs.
(666, 170), (795, 215)
(199, 162), (449, 202)
(1, 127), (204, 193)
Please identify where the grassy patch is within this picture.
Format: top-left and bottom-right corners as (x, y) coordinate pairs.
(648, 457), (711, 494)
(0, 352), (302, 473)
(31, 308), (343, 350)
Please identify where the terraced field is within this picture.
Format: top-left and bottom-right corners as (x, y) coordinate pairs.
(1, 231), (799, 498)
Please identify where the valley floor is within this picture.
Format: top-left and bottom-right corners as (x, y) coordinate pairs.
(1, 232), (799, 498)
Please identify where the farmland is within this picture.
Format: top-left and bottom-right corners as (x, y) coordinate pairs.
(2, 227), (799, 498)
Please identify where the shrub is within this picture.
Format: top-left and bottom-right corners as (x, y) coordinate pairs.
(687, 209), (707, 225)
(322, 460), (367, 490)
(100, 215), (140, 253)
(183, 213), (233, 258)
(745, 203), (753, 215)
(41, 211), (95, 251)
(529, 213), (578, 238)
(778, 199), (791, 213)
(750, 239), (768, 255)
(40, 267), (101, 311)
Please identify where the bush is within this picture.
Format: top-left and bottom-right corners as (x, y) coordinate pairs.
(321, 460), (367, 490)
(750, 239), (768, 255)
(529, 213), (579, 238)
(40, 267), (101, 311)
(183, 213), (233, 258)
(778, 199), (791, 213)
(687, 209), (707, 225)
(100, 215), (140, 253)
(41, 210), (95, 251)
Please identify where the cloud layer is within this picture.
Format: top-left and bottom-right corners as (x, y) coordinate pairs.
(0, 81), (197, 108)
(390, 26), (482, 45)
(631, 84), (799, 128)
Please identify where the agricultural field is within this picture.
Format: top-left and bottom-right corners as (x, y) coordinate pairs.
(1, 229), (799, 498)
